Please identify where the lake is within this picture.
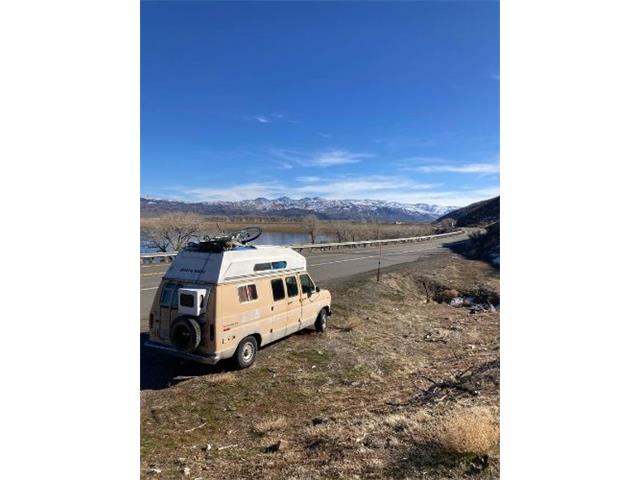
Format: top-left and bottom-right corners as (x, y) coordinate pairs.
(140, 230), (337, 253)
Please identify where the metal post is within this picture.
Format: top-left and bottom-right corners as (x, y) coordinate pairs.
(376, 242), (382, 282)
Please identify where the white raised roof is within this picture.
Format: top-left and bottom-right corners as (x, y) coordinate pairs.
(163, 245), (307, 284)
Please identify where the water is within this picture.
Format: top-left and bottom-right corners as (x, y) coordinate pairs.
(140, 230), (337, 253)
(251, 231), (336, 246)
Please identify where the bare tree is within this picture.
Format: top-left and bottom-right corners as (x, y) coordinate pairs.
(302, 214), (320, 244)
(143, 213), (205, 252)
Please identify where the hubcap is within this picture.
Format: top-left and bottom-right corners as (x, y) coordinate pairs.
(242, 343), (254, 361)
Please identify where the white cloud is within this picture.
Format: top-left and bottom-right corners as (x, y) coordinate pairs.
(411, 162), (500, 174)
(382, 187), (500, 206)
(312, 149), (372, 166)
(295, 176), (425, 197)
(270, 148), (374, 168)
(249, 113), (294, 124)
(296, 176), (321, 183)
(172, 175), (498, 207)
(185, 182), (284, 202)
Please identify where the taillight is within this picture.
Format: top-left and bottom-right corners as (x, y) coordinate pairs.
(149, 313), (154, 330)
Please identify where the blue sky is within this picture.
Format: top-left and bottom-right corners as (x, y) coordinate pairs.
(141, 1), (499, 207)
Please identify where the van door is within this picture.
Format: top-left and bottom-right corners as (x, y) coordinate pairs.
(284, 275), (302, 334)
(158, 281), (181, 340)
(269, 278), (289, 340)
(299, 273), (320, 328)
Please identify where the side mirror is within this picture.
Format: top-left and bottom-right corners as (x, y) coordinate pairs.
(315, 286), (320, 293)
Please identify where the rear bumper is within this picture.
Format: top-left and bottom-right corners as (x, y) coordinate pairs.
(144, 340), (220, 365)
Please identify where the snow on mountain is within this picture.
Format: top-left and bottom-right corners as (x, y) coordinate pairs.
(141, 197), (459, 222)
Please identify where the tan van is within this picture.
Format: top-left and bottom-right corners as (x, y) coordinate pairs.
(145, 240), (332, 368)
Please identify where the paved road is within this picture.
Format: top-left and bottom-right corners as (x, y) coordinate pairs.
(140, 232), (468, 331)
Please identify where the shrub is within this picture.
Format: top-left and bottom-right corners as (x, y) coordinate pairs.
(434, 407), (499, 455)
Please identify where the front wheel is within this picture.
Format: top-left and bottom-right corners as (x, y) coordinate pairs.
(233, 336), (258, 369)
(315, 309), (328, 333)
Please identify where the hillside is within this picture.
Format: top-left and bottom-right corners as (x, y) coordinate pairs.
(436, 196), (499, 227)
(140, 197), (457, 223)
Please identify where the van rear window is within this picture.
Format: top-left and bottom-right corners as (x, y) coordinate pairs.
(160, 283), (182, 307)
(180, 293), (195, 308)
(238, 284), (258, 303)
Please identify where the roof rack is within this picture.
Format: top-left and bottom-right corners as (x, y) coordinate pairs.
(185, 226), (262, 253)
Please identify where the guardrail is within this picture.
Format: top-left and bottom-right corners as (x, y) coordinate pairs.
(140, 230), (465, 264)
(290, 230), (464, 252)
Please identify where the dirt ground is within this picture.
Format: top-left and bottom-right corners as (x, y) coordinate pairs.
(140, 251), (500, 479)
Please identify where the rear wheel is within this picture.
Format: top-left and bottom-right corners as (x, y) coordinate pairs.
(315, 309), (328, 333)
(234, 336), (258, 369)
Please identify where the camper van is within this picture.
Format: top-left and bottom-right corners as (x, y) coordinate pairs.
(145, 234), (332, 369)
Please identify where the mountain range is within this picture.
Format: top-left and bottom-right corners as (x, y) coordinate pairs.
(141, 197), (459, 222)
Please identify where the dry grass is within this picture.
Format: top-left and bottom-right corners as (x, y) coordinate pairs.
(433, 406), (499, 455)
(252, 416), (288, 435)
(204, 372), (237, 384)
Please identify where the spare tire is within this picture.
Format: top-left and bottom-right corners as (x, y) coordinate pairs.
(170, 317), (202, 353)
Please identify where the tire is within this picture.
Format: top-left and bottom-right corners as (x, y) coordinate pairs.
(315, 308), (328, 333)
(170, 317), (202, 353)
(234, 336), (258, 369)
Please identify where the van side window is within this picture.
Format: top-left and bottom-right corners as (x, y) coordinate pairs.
(300, 274), (315, 295)
(238, 284), (258, 303)
(271, 278), (286, 301)
(254, 261), (288, 271)
(285, 276), (299, 297)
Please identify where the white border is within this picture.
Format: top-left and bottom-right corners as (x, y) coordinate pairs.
(2, 0), (640, 477)
(502, 0), (640, 478)
(0, 0), (139, 478)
